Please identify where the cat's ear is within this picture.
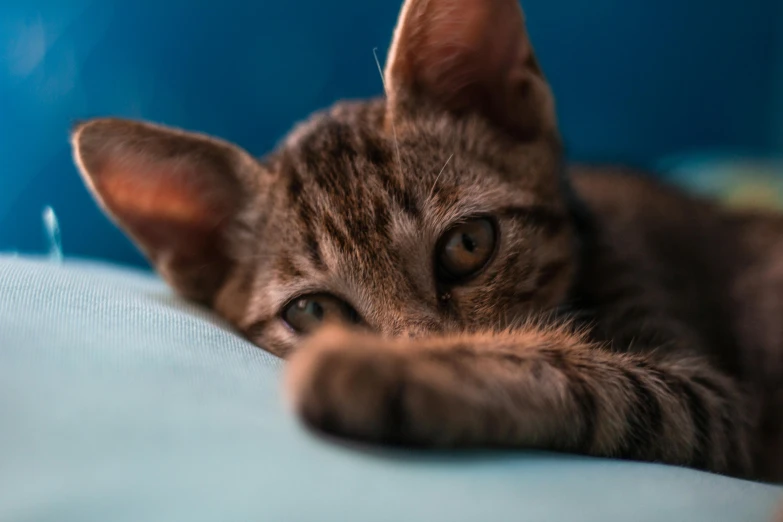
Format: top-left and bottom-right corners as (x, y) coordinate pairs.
(71, 118), (261, 304)
(384, 0), (556, 141)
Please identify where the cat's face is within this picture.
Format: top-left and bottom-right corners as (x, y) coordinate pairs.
(71, 0), (575, 356)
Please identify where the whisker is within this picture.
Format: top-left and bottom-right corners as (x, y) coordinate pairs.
(373, 47), (403, 178)
(429, 153), (454, 201)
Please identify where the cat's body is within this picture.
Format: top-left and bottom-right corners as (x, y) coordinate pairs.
(71, 0), (782, 484)
(572, 167), (783, 480)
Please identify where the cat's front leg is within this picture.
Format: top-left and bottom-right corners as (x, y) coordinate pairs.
(285, 325), (754, 477)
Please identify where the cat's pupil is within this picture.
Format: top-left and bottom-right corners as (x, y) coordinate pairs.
(462, 234), (477, 253)
(309, 301), (324, 321)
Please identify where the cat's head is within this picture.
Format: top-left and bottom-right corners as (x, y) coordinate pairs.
(71, 0), (575, 356)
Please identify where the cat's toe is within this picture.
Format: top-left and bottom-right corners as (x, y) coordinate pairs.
(285, 329), (410, 443)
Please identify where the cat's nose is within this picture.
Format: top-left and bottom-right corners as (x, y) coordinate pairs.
(397, 326), (429, 339)
(386, 318), (443, 339)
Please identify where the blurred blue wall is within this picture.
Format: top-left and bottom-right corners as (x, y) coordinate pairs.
(1, 0), (781, 267)
(776, 4), (783, 150)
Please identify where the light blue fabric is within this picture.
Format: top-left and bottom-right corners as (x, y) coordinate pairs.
(0, 255), (781, 522)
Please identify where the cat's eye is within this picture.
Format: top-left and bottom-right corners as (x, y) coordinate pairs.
(436, 218), (497, 282)
(282, 293), (360, 334)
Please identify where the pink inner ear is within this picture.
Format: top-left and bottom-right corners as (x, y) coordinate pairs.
(386, 0), (552, 141)
(95, 157), (229, 232)
(73, 118), (249, 303)
(389, 0), (529, 97)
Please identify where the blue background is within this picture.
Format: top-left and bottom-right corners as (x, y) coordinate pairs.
(1, 0), (782, 267)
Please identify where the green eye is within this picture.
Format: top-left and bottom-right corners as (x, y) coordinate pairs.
(282, 293), (360, 334)
(437, 218), (497, 282)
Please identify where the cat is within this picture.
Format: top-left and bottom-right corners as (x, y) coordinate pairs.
(70, 0), (783, 484)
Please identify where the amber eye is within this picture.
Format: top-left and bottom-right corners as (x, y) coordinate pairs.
(436, 218), (497, 282)
(282, 293), (360, 334)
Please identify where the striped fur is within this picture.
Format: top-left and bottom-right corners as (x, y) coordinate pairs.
(288, 323), (752, 477)
(71, 0), (783, 484)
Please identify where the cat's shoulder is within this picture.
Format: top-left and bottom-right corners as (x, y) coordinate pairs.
(570, 165), (704, 208)
(568, 164), (720, 228)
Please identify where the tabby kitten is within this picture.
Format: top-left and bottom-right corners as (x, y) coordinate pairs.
(71, 0), (783, 482)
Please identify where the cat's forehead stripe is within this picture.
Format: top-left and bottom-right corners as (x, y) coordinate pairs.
(276, 106), (445, 275)
(290, 116), (422, 220)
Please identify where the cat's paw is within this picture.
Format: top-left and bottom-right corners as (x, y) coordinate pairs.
(284, 327), (463, 446)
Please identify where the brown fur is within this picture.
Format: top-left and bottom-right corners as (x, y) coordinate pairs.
(71, 0), (783, 483)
